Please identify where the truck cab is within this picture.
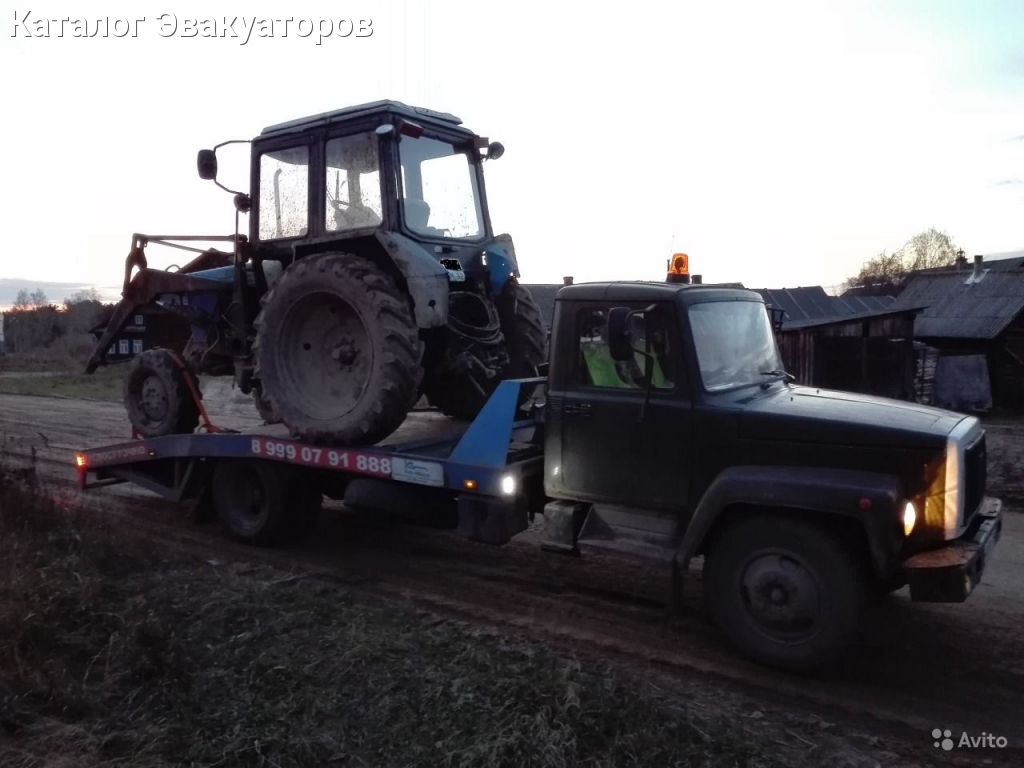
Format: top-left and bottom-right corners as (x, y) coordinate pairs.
(542, 281), (1002, 669)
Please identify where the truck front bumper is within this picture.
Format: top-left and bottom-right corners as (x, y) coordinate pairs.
(903, 497), (1002, 602)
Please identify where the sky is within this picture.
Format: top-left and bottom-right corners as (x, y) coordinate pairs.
(1, 0), (1022, 303)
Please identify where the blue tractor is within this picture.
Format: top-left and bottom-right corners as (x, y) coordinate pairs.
(87, 101), (545, 444)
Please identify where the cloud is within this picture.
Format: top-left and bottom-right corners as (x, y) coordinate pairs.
(0, 278), (98, 306)
(993, 178), (1023, 186)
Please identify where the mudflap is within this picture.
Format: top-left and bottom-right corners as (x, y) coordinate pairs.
(456, 494), (528, 545)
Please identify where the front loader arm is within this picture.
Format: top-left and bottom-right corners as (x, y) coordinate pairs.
(86, 234), (242, 373)
(85, 268), (230, 373)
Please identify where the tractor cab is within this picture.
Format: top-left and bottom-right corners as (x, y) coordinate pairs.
(241, 101), (506, 281)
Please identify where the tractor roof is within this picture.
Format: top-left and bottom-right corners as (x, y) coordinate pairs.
(260, 100), (474, 138)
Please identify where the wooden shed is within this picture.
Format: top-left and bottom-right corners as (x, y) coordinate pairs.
(776, 308), (922, 400)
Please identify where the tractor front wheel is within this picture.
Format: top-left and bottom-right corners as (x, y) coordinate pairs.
(425, 281), (546, 420)
(122, 348), (200, 437)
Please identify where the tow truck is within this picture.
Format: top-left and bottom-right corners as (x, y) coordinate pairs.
(76, 257), (1003, 670)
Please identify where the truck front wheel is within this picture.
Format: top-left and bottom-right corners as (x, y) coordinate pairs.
(703, 515), (868, 671)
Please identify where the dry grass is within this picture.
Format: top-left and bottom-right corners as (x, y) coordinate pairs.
(0, 473), (775, 767)
(0, 364), (124, 401)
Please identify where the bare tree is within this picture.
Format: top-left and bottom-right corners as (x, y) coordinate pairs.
(12, 289), (31, 311)
(64, 287), (102, 306)
(844, 229), (960, 292)
(903, 228), (959, 271)
(28, 288), (49, 309)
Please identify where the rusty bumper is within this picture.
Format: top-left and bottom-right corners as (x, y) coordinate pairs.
(904, 496), (1002, 602)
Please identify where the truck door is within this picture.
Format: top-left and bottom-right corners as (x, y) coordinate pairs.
(550, 302), (692, 510)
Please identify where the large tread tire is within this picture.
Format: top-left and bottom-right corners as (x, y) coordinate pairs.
(703, 515), (868, 672)
(212, 460), (321, 546)
(426, 281), (546, 420)
(253, 253), (423, 445)
(251, 384), (280, 425)
(122, 348), (200, 437)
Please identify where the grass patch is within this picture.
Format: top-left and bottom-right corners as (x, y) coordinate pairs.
(0, 365), (123, 401)
(0, 474), (776, 768)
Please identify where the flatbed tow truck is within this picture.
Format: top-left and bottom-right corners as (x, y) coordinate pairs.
(76, 268), (1003, 671)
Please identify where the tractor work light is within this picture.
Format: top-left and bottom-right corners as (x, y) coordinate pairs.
(667, 253), (691, 284)
(903, 501), (917, 536)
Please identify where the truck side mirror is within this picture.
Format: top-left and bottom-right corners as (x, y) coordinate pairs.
(197, 149), (218, 180)
(606, 307), (635, 362)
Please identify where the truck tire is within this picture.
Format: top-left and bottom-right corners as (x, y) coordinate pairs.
(426, 282), (546, 420)
(213, 460), (321, 546)
(122, 348), (200, 437)
(253, 253), (423, 445)
(703, 515), (868, 671)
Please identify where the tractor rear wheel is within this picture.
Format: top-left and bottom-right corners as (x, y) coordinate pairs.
(122, 348), (200, 437)
(253, 252), (423, 445)
(425, 281), (546, 420)
(251, 384), (280, 425)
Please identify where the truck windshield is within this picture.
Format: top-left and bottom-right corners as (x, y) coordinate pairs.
(688, 300), (783, 391)
(399, 135), (483, 239)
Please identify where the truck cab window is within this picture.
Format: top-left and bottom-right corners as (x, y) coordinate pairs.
(325, 133), (383, 232)
(576, 307), (675, 390)
(258, 146), (309, 240)
(689, 300), (781, 391)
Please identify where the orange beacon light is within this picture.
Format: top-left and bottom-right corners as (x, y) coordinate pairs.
(667, 253), (690, 284)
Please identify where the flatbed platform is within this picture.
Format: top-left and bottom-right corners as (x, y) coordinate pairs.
(76, 380), (546, 546)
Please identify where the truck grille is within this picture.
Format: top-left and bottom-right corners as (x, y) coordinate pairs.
(963, 434), (986, 523)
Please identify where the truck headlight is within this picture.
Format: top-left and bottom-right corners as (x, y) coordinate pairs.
(903, 501), (917, 537)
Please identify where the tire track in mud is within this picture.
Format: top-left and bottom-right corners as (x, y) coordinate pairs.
(2, 393), (1024, 764)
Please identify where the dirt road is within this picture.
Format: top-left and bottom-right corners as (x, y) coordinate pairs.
(2, 391), (1022, 766)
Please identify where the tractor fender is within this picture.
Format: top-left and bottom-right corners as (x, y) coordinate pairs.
(374, 231), (448, 328)
(483, 233), (521, 294)
(676, 465), (904, 577)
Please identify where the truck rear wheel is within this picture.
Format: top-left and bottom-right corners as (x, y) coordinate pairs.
(425, 282), (546, 420)
(123, 348), (200, 437)
(212, 460), (321, 546)
(254, 253), (423, 444)
(703, 515), (867, 671)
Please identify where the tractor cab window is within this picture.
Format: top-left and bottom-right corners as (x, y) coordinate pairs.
(576, 306), (676, 390)
(258, 146), (309, 240)
(399, 136), (483, 240)
(326, 133), (383, 232)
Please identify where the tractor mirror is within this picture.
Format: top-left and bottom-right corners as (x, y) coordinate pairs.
(606, 307), (635, 362)
(486, 141), (505, 161)
(197, 149), (218, 180)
